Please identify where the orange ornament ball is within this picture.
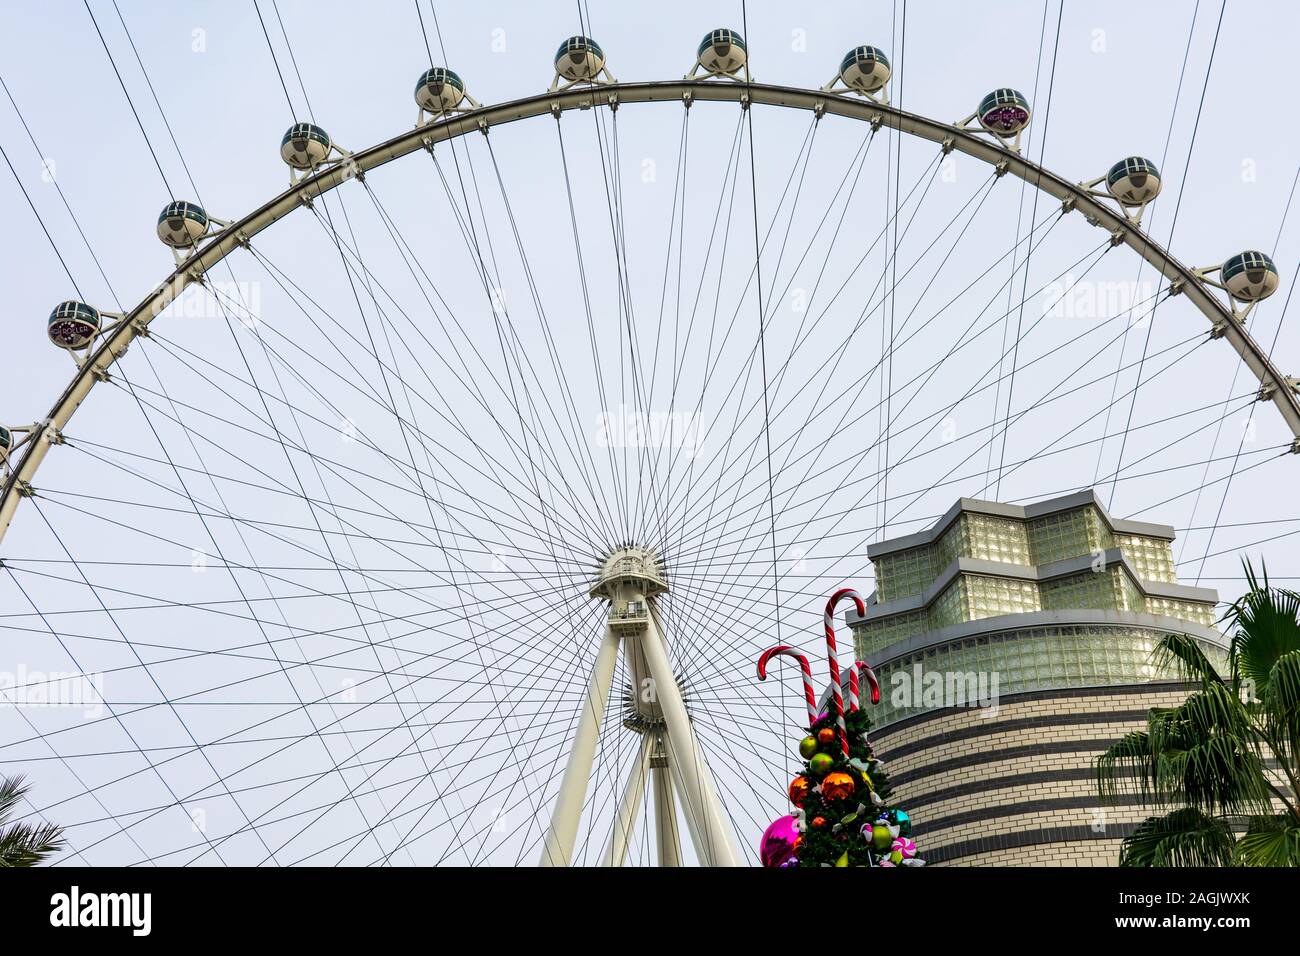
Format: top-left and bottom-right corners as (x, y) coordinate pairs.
(788, 775), (812, 807)
(821, 771), (856, 802)
(816, 727), (837, 746)
(811, 816), (828, 829)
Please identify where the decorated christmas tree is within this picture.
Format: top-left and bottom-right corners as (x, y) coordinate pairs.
(756, 589), (924, 868)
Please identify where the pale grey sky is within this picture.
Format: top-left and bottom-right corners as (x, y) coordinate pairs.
(0, 0), (1296, 865)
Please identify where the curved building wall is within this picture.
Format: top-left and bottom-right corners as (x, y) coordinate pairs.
(865, 611), (1228, 728)
(846, 490), (1226, 866)
(871, 682), (1198, 865)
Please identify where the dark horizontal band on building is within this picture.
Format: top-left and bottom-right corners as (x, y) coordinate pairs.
(877, 708), (1153, 762)
(900, 766), (1129, 810)
(923, 822), (1141, 865)
(889, 738), (1125, 787)
(871, 680), (1197, 740)
(898, 758), (1284, 809)
(915, 793), (1150, 840)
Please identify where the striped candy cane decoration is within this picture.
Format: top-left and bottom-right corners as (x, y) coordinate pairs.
(756, 645), (818, 727)
(848, 660), (882, 710)
(824, 588), (867, 758)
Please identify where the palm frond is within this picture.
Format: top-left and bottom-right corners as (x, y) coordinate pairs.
(0, 820), (65, 867)
(1224, 559), (1300, 695)
(1154, 735), (1273, 817)
(1263, 650), (1300, 768)
(0, 774), (30, 828)
(1098, 688), (1270, 816)
(1118, 807), (1236, 867)
(1098, 567), (1300, 867)
(1235, 814), (1300, 867)
(1220, 557), (1269, 636)
(1097, 731), (1154, 802)
(1156, 685), (1271, 814)
(1160, 682), (1251, 741)
(0, 775), (65, 867)
(1151, 632), (1223, 688)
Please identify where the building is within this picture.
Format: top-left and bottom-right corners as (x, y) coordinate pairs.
(846, 490), (1226, 866)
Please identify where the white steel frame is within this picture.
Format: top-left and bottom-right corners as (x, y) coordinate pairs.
(5, 79), (1297, 548)
(4, 79), (1298, 866)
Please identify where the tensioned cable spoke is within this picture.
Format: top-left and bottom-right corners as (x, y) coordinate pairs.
(666, 204), (1075, 573)
(4, 8), (1292, 866)
(665, 327), (1227, 696)
(685, 168), (1003, 646)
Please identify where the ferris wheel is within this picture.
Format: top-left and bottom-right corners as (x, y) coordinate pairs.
(0, 8), (1296, 867)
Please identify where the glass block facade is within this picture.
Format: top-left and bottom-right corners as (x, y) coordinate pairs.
(858, 608), (930, 658)
(1039, 567), (1142, 614)
(852, 491), (1223, 726)
(875, 512), (1035, 602)
(1027, 506), (1111, 565)
(874, 543), (938, 603)
(1144, 596), (1217, 627)
(868, 625), (1229, 726)
(1114, 533), (1177, 584)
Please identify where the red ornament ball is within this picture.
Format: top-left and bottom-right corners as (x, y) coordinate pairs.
(816, 727), (837, 746)
(821, 771), (856, 801)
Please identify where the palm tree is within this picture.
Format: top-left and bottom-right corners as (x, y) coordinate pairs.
(1096, 561), (1300, 866)
(0, 775), (64, 867)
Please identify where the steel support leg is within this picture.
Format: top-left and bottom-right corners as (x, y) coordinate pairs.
(653, 754), (682, 867)
(641, 610), (739, 866)
(538, 624), (620, 866)
(600, 731), (653, 867)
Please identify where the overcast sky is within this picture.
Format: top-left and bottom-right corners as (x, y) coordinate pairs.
(0, 1), (1296, 866)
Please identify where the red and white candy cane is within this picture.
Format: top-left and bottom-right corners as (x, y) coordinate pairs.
(847, 660), (882, 710)
(824, 588), (867, 758)
(756, 645), (818, 728)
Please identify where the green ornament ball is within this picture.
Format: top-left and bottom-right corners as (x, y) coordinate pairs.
(871, 823), (893, 851)
(798, 735), (819, 759)
(809, 752), (835, 776)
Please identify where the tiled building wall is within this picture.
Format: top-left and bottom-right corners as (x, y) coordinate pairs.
(946, 840), (1127, 867)
(858, 608), (928, 657)
(963, 574), (1041, 618)
(956, 513), (1031, 566)
(874, 507), (1178, 598)
(870, 684), (1194, 866)
(930, 577), (968, 629)
(853, 499), (1224, 866)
